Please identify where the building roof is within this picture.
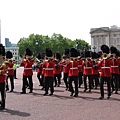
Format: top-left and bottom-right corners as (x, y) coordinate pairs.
(90, 27), (109, 34)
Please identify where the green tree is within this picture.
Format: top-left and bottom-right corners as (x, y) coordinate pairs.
(17, 33), (91, 56)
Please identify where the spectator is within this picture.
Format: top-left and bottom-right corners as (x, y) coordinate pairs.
(13, 60), (17, 79)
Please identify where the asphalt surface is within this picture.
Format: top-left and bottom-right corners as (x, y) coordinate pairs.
(0, 67), (120, 120)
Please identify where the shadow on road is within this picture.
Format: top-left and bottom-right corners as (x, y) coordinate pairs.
(0, 108), (31, 117)
(52, 94), (75, 99)
(77, 96), (120, 101)
(54, 89), (65, 92)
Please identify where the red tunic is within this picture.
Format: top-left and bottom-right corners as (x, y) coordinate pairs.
(37, 63), (42, 73)
(53, 61), (61, 74)
(110, 58), (119, 74)
(92, 60), (99, 75)
(61, 59), (69, 73)
(7, 62), (14, 76)
(0, 67), (6, 83)
(0, 63), (8, 83)
(44, 61), (54, 77)
(68, 60), (78, 76)
(77, 59), (83, 73)
(97, 59), (112, 77)
(21, 60), (34, 76)
(83, 59), (93, 75)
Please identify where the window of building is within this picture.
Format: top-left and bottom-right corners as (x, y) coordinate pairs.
(117, 38), (120, 44)
(113, 34), (117, 37)
(117, 45), (120, 50)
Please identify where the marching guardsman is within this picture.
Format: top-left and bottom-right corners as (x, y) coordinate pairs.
(91, 52), (99, 89)
(68, 48), (79, 97)
(0, 44), (9, 109)
(116, 50), (120, 89)
(97, 45), (112, 99)
(53, 53), (61, 87)
(36, 53), (43, 87)
(43, 48), (54, 95)
(77, 52), (83, 88)
(61, 49), (70, 90)
(110, 46), (119, 94)
(20, 48), (34, 94)
(6, 51), (14, 92)
(82, 51), (93, 92)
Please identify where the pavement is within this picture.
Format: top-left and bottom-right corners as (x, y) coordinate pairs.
(0, 67), (120, 120)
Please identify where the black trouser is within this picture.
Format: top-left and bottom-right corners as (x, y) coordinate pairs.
(41, 74), (45, 88)
(111, 74), (119, 92)
(63, 73), (68, 88)
(14, 70), (17, 78)
(54, 74), (61, 86)
(68, 76), (78, 95)
(100, 77), (111, 97)
(37, 72), (43, 86)
(44, 77), (54, 94)
(92, 74), (99, 88)
(0, 83), (6, 108)
(6, 75), (14, 91)
(22, 76), (33, 93)
(78, 72), (83, 87)
(83, 75), (92, 90)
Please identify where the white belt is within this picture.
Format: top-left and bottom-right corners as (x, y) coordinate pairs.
(42, 68), (45, 70)
(101, 67), (110, 69)
(111, 66), (118, 68)
(24, 68), (32, 70)
(45, 68), (54, 70)
(4, 74), (8, 76)
(84, 67), (92, 69)
(70, 67), (78, 70)
(8, 68), (14, 70)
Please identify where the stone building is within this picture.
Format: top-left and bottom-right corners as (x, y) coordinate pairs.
(90, 25), (120, 52)
(5, 46), (21, 64)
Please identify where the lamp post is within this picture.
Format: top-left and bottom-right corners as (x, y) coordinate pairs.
(76, 41), (79, 51)
(35, 40), (39, 55)
(93, 46), (96, 52)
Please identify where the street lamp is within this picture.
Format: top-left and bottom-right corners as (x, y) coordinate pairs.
(93, 46), (96, 52)
(76, 41), (79, 51)
(35, 40), (39, 55)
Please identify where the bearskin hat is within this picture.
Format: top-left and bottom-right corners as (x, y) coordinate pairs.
(6, 51), (13, 59)
(36, 53), (41, 59)
(116, 50), (120, 57)
(64, 48), (70, 55)
(45, 48), (52, 57)
(77, 51), (81, 56)
(101, 44), (109, 54)
(70, 48), (78, 57)
(25, 48), (32, 56)
(0, 44), (5, 56)
(84, 51), (91, 58)
(97, 50), (102, 58)
(110, 46), (117, 54)
(91, 52), (97, 59)
(55, 53), (61, 60)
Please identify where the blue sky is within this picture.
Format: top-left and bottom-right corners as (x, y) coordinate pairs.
(0, 0), (120, 45)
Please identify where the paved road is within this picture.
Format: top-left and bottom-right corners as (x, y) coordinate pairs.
(0, 67), (120, 120)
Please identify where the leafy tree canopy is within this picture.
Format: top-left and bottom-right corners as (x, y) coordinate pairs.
(17, 33), (91, 56)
